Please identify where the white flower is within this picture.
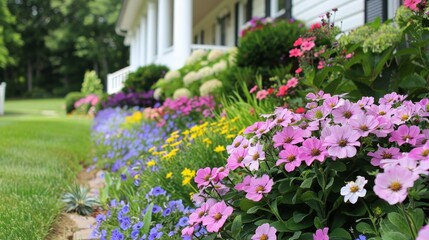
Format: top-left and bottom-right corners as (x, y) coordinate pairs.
(173, 88), (192, 99)
(183, 71), (201, 86)
(197, 66), (214, 79)
(164, 70), (181, 82)
(212, 60), (228, 73)
(199, 79), (223, 96)
(340, 176), (368, 204)
(185, 49), (207, 65)
(207, 49), (224, 62)
(153, 88), (163, 100)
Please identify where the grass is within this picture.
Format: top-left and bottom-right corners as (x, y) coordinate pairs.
(0, 98), (91, 239)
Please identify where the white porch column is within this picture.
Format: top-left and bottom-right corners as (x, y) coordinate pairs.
(139, 16), (147, 66)
(130, 31), (137, 70)
(157, 0), (170, 57)
(146, 0), (157, 63)
(173, 0), (192, 67)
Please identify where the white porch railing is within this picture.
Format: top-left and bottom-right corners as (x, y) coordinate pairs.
(107, 66), (131, 94)
(0, 82), (6, 116)
(190, 44), (232, 52)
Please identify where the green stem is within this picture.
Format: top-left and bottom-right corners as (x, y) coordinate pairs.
(264, 196), (284, 223)
(362, 200), (381, 239)
(400, 203), (416, 239)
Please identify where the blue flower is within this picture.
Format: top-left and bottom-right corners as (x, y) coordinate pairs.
(95, 214), (106, 223)
(121, 204), (130, 214)
(177, 217), (189, 227)
(133, 221), (144, 230)
(120, 216), (131, 230)
(152, 204), (162, 213)
(111, 229), (125, 240)
(151, 186), (166, 196)
(168, 231), (176, 237)
(169, 200), (184, 212)
(134, 179), (140, 186)
(356, 235), (366, 240)
(130, 229), (140, 240)
(162, 208), (171, 217)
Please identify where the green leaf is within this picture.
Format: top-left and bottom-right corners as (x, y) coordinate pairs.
(142, 203), (153, 235)
(288, 231), (301, 240)
(329, 161), (347, 172)
(356, 222), (376, 235)
(300, 177), (314, 189)
(293, 211), (310, 223)
(399, 73), (427, 90)
(410, 208), (425, 230)
(387, 212), (411, 236)
(231, 215), (242, 238)
(202, 233), (218, 240)
(330, 228), (352, 240)
(381, 232), (408, 240)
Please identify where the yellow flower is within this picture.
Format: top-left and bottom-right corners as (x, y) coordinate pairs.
(182, 176), (192, 185)
(161, 144), (169, 149)
(226, 134), (235, 139)
(182, 130), (190, 136)
(148, 147), (156, 153)
(181, 168), (196, 177)
(189, 192), (195, 200)
(169, 140), (182, 147)
(147, 160), (156, 167)
(214, 145), (226, 152)
(134, 174), (140, 180)
(166, 172), (173, 179)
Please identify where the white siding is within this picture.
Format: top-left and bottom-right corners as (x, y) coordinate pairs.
(292, 0), (365, 32)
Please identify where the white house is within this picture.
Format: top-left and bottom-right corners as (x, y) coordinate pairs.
(107, 0), (402, 94)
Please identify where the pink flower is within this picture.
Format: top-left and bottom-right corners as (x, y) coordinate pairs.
(272, 126), (305, 148)
(244, 121), (265, 135)
(286, 77), (299, 88)
(181, 226), (194, 238)
(373, 165), (416, 205)
(202, 201), (233, 232)
(213, 167), (229, 182)
(323, 125), (361, 159)
(189, 203), (210, 224)
(332, 100), (363, 124)
(194, 167), (216, 188)
(310, 23), (321, 30)
(409, 142), (429, 161)
(404, 0), (421, 11)
(306, 90), (330, 101)
(299, 137), (328, 166)
(417, 225), (429, 240)
(245, 175), (274, 201)
(305, 106), (329, 121)
(379, 92), (406, 105)
(272, 108), (295, 127)
(323, 96), (344, 110)
(227, 147), (248, 170)
(256, 90), (269, 100)
(317, 60), (325, 69)
(345, 53), (354, 59)
(227, 135), (249, 154)
(357, 96), (374, 108)
(251, 223), (277, 240)
(250, 85), (258, 93)
(295, 67), (302, 74)
(276, 85), (289, 97)
(301, 39), (315, 51)
(368, 146), (401, 167)
(289, 48), (303, 57)
(389, 125), (422, 146)
(243, 143), (266, 171)
(235, 175), (252, 191)
(349, 114), (379, 137)
(293, 37), (303, 47)
(373, 117), (394, 137)
(276, 144), (303, 172)
(313, 227), (329, 240)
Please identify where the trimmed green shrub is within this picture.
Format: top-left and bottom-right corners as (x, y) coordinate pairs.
(123, 64), (169, 92)
(236, 20), (306, 72)
(65, 92), (85, 114)
(81, 70), (103, 95)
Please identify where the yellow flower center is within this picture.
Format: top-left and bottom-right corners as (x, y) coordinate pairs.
(389, 181), (402, 192)
(311, 149), (321, 156)
(350, 185), (359, 193)
(343, 111), (352, 119)
(214, 213), (222, 221)
(422, 149), (429, 157)
(256, 185), (265, 192)
(338, 139), (347, 147)
(253, 153), (260, 161)
(260, 234), (268, 240)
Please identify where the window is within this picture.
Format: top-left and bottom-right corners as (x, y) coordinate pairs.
(200, 30), (205, 44)
(272, 0), (292, 19)
(365, 0), (401, 23)
(245, 0), (252, 22)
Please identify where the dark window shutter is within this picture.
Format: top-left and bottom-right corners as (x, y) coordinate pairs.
(365, 0), (387, 23)
(234, 2), (239, 46)
(277, 0), (292, 20)
(246, 0), (253, 21)
(265, 0), (271, 17)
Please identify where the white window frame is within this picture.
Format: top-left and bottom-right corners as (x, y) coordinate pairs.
(270, 0), (286, 18)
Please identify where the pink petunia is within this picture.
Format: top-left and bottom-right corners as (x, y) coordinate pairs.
(245, 175), (274, 201)
(368, 146), (401, 167)
(289, 48), (303, 57)
(417, 225), (429, 240)
(276, 144), (303, 172)
(301, 39), (315, 51)
(404, 0), (421, 11)
(299, 137), (328, 166)
(323, 125), (361, 159)
(389, 125), (423, 146)
(286, 77), (299, 88)
(272, 126), (305, 148)
(293, 37), (303, 47)
(202, 201), (233, 232)
(242, 143), (266, 171)
(227, 147), (248, 170)
(251, 223), (277, 240)
(313, 227), (329, 240)
(250, 85), (258, 93)
(256, 90), (269, 100)
(373, 165), (416, 205)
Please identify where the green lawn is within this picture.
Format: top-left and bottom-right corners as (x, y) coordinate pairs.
(0, 99), (91, 239)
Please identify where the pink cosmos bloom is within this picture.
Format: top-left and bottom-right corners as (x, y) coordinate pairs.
(409, 142), (429, 161)
(418, 98), (429, 116)
(272, 108), (295, 127)
(256, 90), (269, 100)
(226, 135), (249, 154)
(366, 104), (393, 118)
(202, 201), (233, 232)
(313, 227), (329, 240)
(286, 77), (299, 88)
(227, 147), (248, 170)
(243, 143), (266, 171)
(305, 106), (330, 121)
(306, 102), (318, 109)
(368, 146), (401, 167)
(357, 96), (374, 108)
(373, 165), (416, 205)
(189, 203), (210, 224)
(195, 167), (216, 188)
(323, 96), (344, 110)
(379, 92), (406, 105)
(295, 67), (302, 74)
(211, 182), (230, 196)
(332, 100), (363, 124)
(244, 121), (265, 135)
(323, 125), (361, 159)
(417, 129), (429, 146)
(245, 175), (274, 201)
(404, 0), (421, 11)
(391, 103), (417, 124)
(276, 144), (303, 172)
(301, 39), (315, 51)
(389, 125), (422, 146)
(235, 175), (252, 191)
(373, 116), (394, 137)
(251, 223), (277, 240)
(181, 226), (194, 238)
(306, 90), (331, 101)
(395, 154), (429, 176)
(272, 126), (305, 148)
(250, 85), (258, 94)
(289, 48), (303, 57)
(299, 137), (328, 166)
(349, 114), (379, 137)
(213, 167), (229, 182)
(417, 225), (429, 240)
(293, 37), (303, 47)
(254, 120), (273, 137)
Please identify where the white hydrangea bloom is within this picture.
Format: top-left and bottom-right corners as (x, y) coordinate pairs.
(340, 176), (367, 204)
(207, 50), (225, 62)
(153, 88), (163, 100)
(185, 49), (207, 65)
(197, 66), (214, 79)
(164, 70), (181, 82)
(212, 60), (228, 73)
(173, 88), (192, 99)
(183, 71), (201, 86)
(199, 79), (223, 96)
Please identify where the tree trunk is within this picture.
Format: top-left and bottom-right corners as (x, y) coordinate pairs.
(27, 61), (33, 92)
